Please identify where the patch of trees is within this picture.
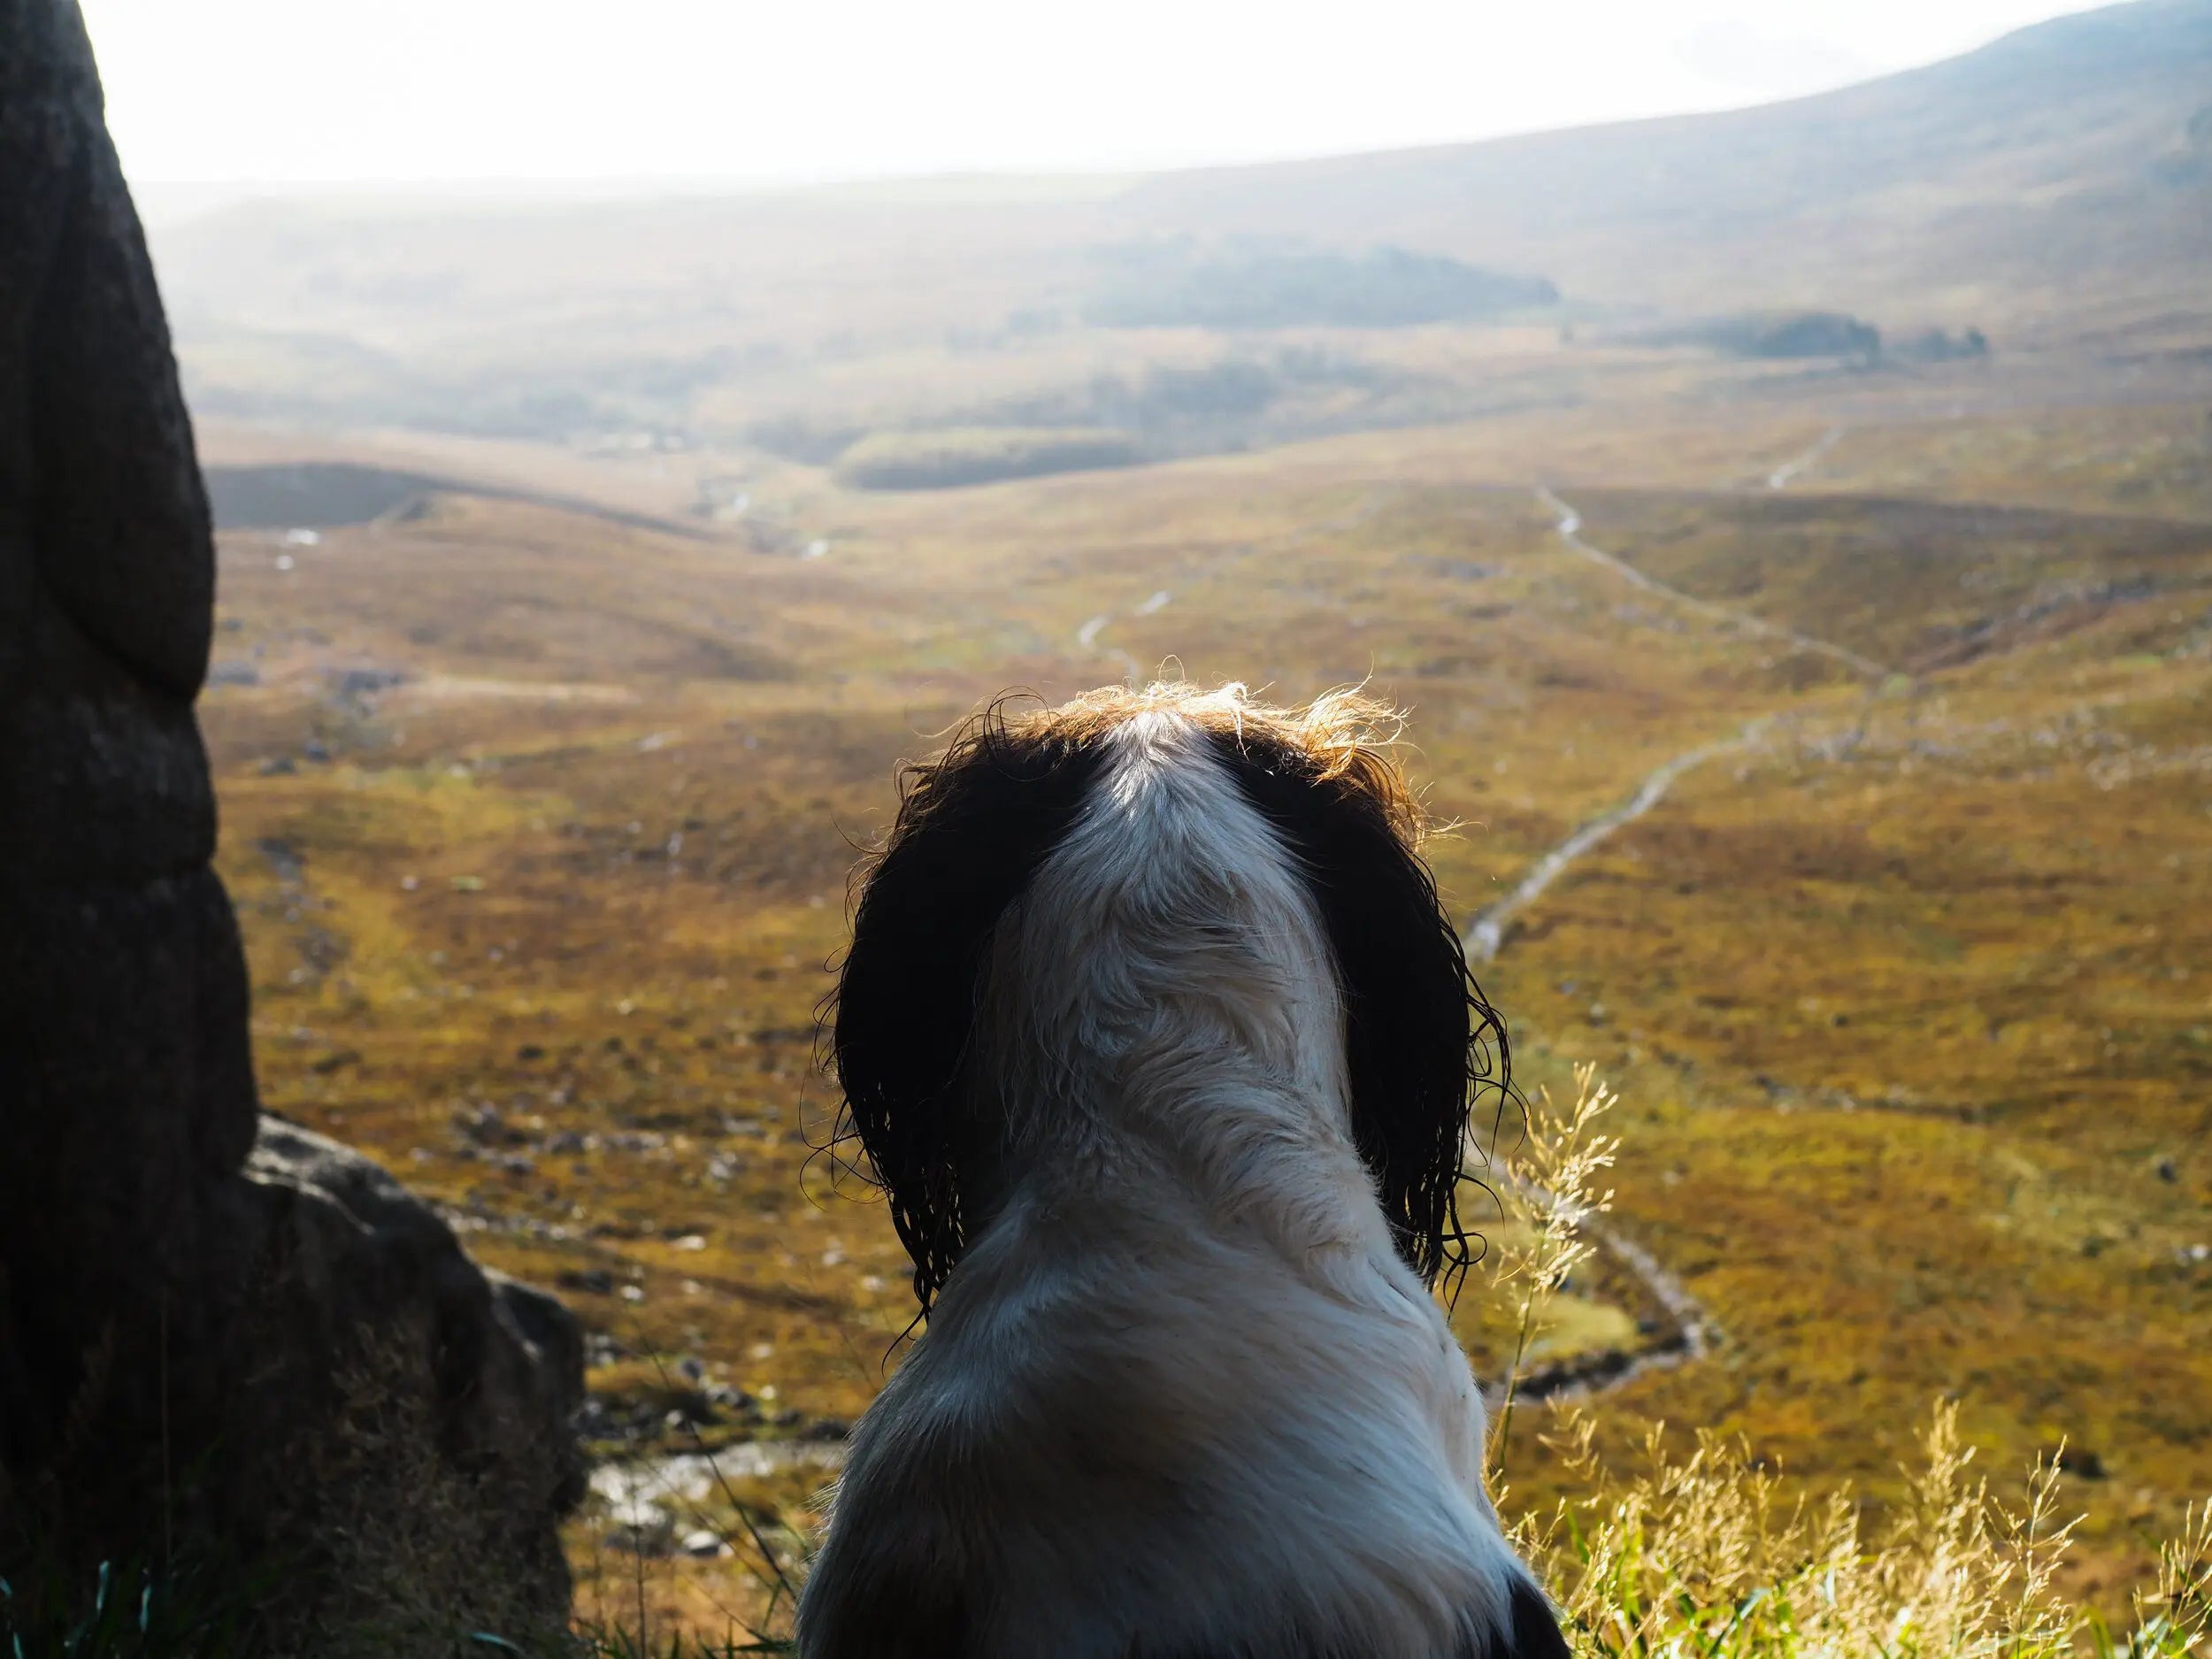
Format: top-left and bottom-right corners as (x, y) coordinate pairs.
(972, 349), (1394, 441)
(1651, 311), (1989, 367)
(833, 427), (1141, 491)
(746, 416), (867, 465)
(205, 463), (453, 528)
(2151, 103), (2212, 185)
(1893, 326), (1991, 364)
(1704, 311), (1885, 364)
(1088, 243), (1559, 329)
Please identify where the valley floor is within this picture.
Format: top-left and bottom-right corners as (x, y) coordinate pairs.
(196, 375), (2212, 1637)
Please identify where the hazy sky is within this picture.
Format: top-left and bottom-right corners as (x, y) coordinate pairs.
(83, 0), (2097, 190)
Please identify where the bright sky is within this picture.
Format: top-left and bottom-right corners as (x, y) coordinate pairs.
(83, 0), (2096, 190)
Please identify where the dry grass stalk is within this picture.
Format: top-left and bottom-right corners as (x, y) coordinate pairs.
(1475, 1071), (2209, 1659)
(1487, 1062), (1622, 1481)
(1510, 1399), (2212, 1658)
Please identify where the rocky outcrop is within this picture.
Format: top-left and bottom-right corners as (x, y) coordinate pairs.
(0, 2), (581, 1647)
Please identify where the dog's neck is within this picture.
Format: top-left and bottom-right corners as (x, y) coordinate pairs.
(965, 712), (1384, 1261)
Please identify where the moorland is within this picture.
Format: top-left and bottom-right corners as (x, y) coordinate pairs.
(151, 0), (2212, 1637)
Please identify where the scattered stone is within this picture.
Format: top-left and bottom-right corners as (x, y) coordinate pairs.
(664, 1390), (718, 1428)
(2058, 1447), (2108, 1479)
(331, 666), (406, 699)
(603, 1516), (675, 1556)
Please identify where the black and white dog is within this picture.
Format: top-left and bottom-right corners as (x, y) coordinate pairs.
(800, 683), (1571, 1659)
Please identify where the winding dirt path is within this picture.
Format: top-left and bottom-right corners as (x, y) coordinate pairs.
(1453, 476), (1918, 1397)
(1537, 486), (1891, 680)
(1077, 588), (1170, 684)
(1474, 1167), (1718, 1409)
(1464, 716), (1773, 962)
(1507, 1210), (1716, 1405)
(1766, 425), (1844, 490)
(1463, 487), (1895, 961)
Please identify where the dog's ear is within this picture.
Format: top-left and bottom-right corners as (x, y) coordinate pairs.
(833, 710), (1108, 1310)
(1502, 1578), (1573, 1659)
(1209, 728), (1509, 1289)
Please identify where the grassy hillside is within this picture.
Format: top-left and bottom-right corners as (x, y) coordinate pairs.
(140, 5), (2212, 1640)
(190, 380), (2212, 1640)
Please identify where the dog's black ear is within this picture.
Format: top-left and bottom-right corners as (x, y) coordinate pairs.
(796, 1539), (972, 1659)
(1503, 1578), (1572, 1659)
(1210, 728), (1509, 1290)
(833, 710), (1108, 1310)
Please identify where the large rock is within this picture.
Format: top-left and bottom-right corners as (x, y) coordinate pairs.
(0, 2), (582, 1647)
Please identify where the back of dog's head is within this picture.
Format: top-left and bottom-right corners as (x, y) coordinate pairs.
(812, 681), (1563, 1659)
(830, 681), (1512, 1310)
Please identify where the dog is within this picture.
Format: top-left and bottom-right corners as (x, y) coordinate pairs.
(799, 683), (1570, 1659)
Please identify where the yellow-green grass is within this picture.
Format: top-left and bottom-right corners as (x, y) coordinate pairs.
(203, 396), (2212, 1635)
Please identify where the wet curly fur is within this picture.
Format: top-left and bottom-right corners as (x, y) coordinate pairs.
(805, 682), (1562, 1659)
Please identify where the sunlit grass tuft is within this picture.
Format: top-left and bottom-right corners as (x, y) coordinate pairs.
(1492, 1077), (2212, 1659)
(1519, 1412), (2210, 1659)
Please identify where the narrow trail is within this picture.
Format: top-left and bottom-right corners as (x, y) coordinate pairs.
(1454, 470), (1912, 1400)
(1077, 588), (1171, 684)
(1536, 486), (1891, 680)
(1464, 717), (1772, 962)
(1767, 425), (1843, 489)
(1474, 1166), (1718, 1409)
(1460, 488), (1893, 960)
(1514, 1211), (1716, 1404)
(1466, 488), (1898, 961)
(1071, 489), (1402, 687)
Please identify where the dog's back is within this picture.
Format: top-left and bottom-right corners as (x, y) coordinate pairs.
(800, 687), (1567, 1659)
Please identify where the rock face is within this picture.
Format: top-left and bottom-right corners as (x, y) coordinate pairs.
(0, 2), (582, 1647)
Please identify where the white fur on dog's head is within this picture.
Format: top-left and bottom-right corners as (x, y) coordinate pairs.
(803, 683), (1557, 1659)
(830, 682), (1506, 1307)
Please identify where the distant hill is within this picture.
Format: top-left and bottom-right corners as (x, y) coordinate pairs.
(202, 461), (706, 538)
(1087, 245), (1558, 329)
(143, 0), (2211, 446)
(1108, 0), (2212, 326)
